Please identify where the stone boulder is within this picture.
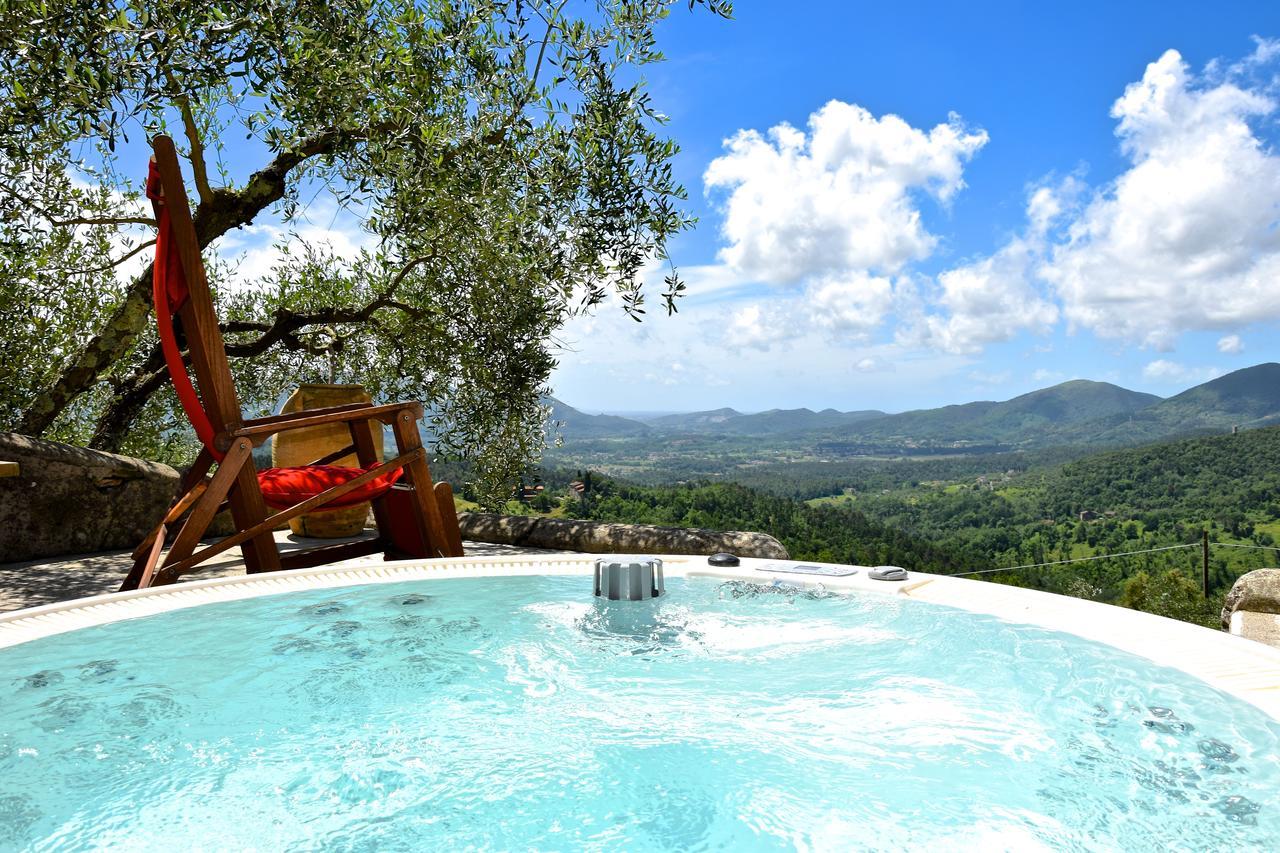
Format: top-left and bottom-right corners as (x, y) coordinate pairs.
(1221, 568), (1280, 648)
(0, 432), (181, 563)
(458, 512), (789, 559)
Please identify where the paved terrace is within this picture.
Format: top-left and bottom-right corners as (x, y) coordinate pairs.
(0, 531), (568, 613)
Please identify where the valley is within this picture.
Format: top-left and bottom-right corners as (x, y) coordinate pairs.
(517, 363), (1280, 628)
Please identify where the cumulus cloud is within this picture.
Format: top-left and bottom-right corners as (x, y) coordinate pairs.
(725, 303), (791, 351)
(578, 40), (1280, 393)
(705, 100), (987, 284)
(1142, 359), (1223, 384)
(1043, 49), (1280, 348)
(897, 173), (1088, 354)
(1216, 35), (1280, 79)
(903, 45), (1280, 356)
(911, 216), (1060, 354)
(806, 273), (896, 341)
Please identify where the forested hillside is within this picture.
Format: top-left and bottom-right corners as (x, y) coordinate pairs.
(571, 481), (984, 575)
(543, 426), (1280, 628)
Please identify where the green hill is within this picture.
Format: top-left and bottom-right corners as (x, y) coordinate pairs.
(551, 363), (1279, 456)
(545, 398), (651, 439)
(646, 406), (886, 435)
(715, 407), (887, 435)
(1040, 423), (1280, 522)
(645, 407), (743, 431)
(841, 380), (1160, 446)
(1085, 363), (1280, 445)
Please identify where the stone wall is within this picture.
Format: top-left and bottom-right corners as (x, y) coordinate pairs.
(0, 432), (180, 563)
(0, 430), (789, 565)
(458, 512), (789, 559)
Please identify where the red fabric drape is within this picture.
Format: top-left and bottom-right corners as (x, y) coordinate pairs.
(146, 159), (219, 459)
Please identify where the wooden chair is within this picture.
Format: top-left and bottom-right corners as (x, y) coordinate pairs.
(121, 135), (463, 591)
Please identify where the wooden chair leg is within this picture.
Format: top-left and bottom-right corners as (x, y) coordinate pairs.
(151, 443), (251, 586)
(121, 520), (169, 591)
(128, 449), (216, 564)
(390, 411), (450, 557)
(434, 481), (464, 557)
(350, 419), (392, 545)
(224, 441), (282, 574)
(134, 526), (168, 591)
(130, 478), (210, 562)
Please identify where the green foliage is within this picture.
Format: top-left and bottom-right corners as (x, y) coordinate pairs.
(569, 480), (983, 575)
(1118, 570), (1224, 628)
(0, 0), (731, 506)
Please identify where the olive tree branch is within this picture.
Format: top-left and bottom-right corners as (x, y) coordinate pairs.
(177, 95), (214, 205)
(88, 292), (436, 450)
(530, 0), (571, 93)
(48, 238), (158, 275)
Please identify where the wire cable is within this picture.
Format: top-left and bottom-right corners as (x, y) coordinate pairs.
(1211, 542), (1280, 555)
(948, 543), (1199, 577)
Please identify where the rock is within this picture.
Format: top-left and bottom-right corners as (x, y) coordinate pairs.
(0, 432), (180, 563)
(1221, 568), (1280, 628)
(1221, 569), (1280, 648)
(458, 512), (789, 559)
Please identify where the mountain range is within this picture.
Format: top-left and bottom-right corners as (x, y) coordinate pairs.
(547, 362), (1280, 451)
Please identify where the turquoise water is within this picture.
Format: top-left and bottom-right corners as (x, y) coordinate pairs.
(2, 575), (1279, 851)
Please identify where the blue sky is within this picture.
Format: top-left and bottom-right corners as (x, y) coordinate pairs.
(548, 1), (1280, 414)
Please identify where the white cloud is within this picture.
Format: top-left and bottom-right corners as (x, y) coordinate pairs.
(912, 227), (1059, 355)
(551, 287), (971, 412)
(901, 175), (1082, 355)
(853, 356), (887, 372)
(1142, 359), (1223, 384)
(63, 168), (154, 282)
(214, 195), (375, 292)
(1043, 49), (1280, 348)
(1222, 35), (1280, 78)
(725, 303), (791, 351)
(676, 263), (752, 298)
(550, 41), (1280, 413)
(806, 273), (895, 341)
(705, 100), (987, 284)
(1217, 334), (1244, 354)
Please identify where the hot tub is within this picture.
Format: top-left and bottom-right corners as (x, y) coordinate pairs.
(2, 556), (1279, 848)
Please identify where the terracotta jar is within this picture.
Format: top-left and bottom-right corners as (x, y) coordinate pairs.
(271, 383), (382, 538)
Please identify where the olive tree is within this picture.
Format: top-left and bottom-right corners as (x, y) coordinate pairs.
(0, 0), (727, 503)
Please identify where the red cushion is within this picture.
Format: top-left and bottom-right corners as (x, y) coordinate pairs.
(257, 464), (404, 511)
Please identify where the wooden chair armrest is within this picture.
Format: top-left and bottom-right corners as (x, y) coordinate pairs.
(226, 401), (424, 447)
